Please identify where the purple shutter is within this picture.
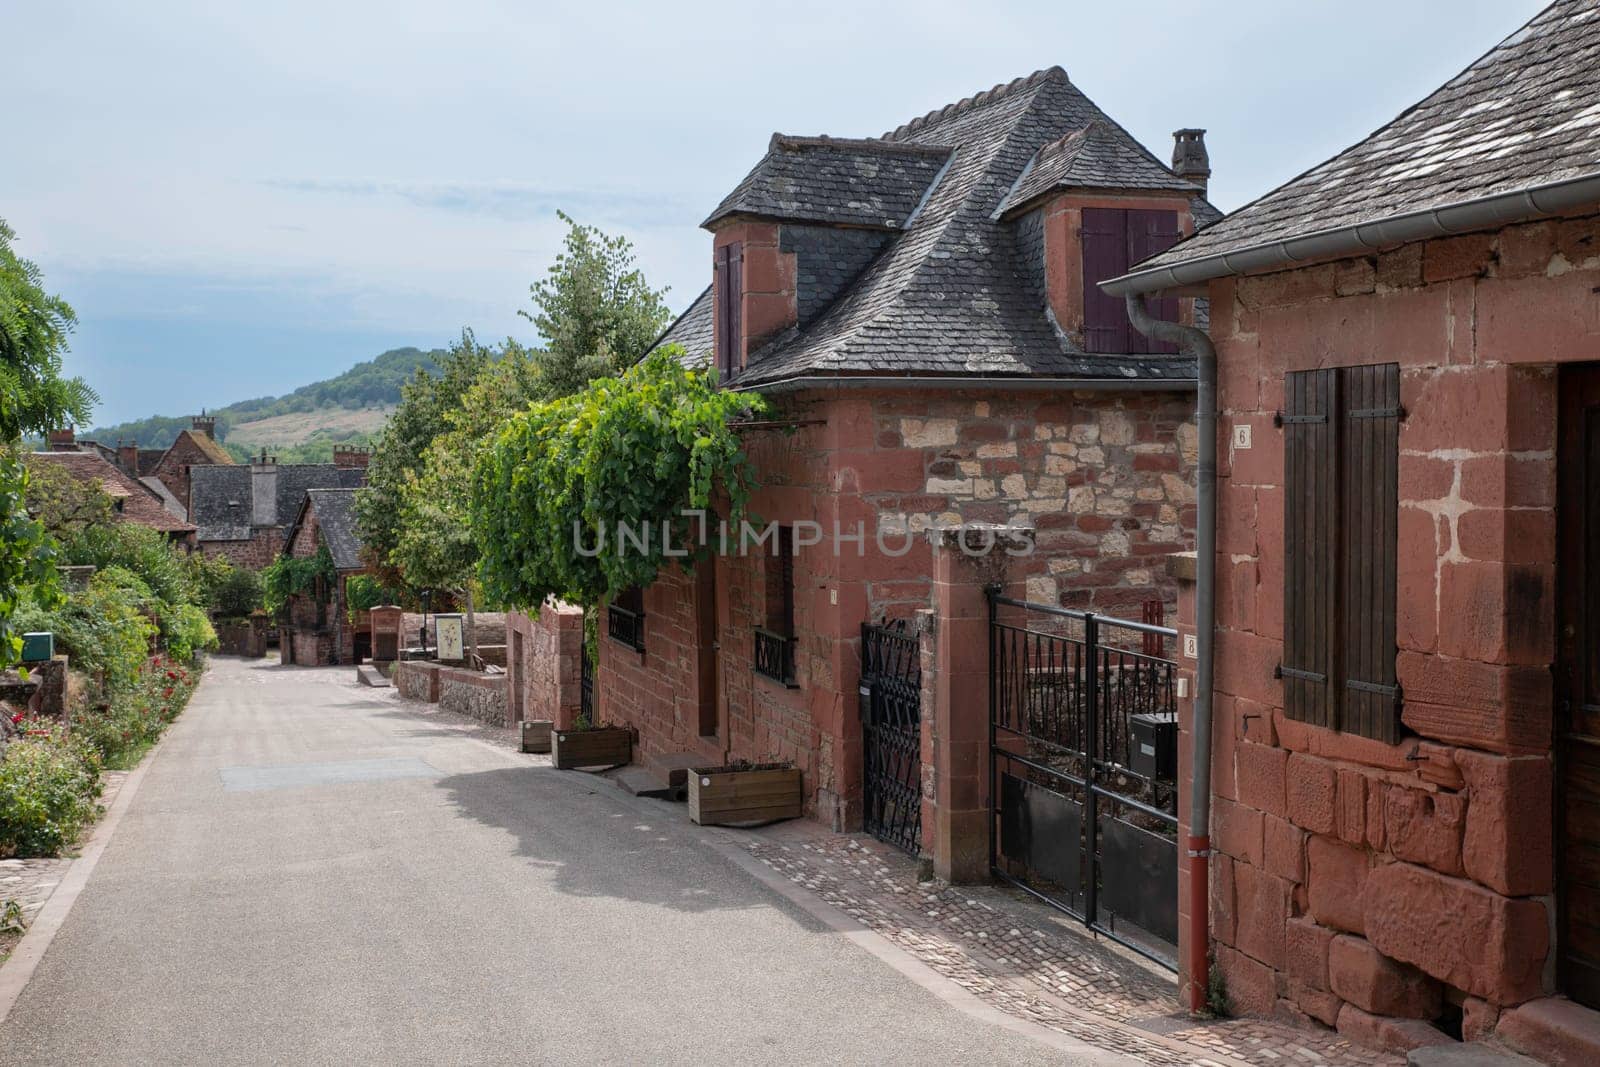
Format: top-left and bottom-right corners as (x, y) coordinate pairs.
(1081, 208), (1129, 354)
(727, 243), (743, 373)
(714, 245), (731, 377)
(1125, 210), (1183, 354)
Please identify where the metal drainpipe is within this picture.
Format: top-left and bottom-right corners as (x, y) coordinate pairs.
(1126, 293), (1216, 1013)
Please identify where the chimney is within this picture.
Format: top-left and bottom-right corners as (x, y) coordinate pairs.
(117, 439), (139, 473)
(251, 454), (278, 528)
(47, 427), (76, 451)
(192, 412), (217, 439)
(1172, 129), (1210, 194)
(333, 445), (371, 469)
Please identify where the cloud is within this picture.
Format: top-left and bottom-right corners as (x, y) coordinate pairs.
(259, 177), (694, 228)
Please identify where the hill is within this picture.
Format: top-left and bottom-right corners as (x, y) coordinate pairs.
(89, 346), (442, 455)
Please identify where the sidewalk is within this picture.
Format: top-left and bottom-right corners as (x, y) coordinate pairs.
(740, 826), (1400, 1067)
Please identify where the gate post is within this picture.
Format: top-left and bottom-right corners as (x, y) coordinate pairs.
(927, 524), (1031, 883)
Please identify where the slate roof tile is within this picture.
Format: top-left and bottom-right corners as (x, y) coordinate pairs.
(658, 67), (1215, 385)
(25, 451), (195, 535)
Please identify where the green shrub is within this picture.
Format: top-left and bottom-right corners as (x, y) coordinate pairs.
(0, 734), (101, 857)
(209, 566), (264, 618)
(13, 572), (154, 697)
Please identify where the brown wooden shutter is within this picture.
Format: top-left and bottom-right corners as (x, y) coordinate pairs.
(727, 243), (743, 375)
(1282, 368), (1339, 728)
(1125, 210), (1182, 355)
(1081, 208), (1129, 354)
(713, 244), (734, 378)
(1340, 363), (1401, 743)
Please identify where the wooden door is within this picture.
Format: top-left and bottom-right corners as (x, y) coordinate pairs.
(1558, 364), (1600, 1010)
(695, 559), (720, 738)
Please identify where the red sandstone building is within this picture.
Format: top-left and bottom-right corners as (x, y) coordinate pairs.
(595, 70), (1213, 830)
(1105, 1), (1600, 1057)
(189, 449), (370, 568)
(279, 488), (369, 665)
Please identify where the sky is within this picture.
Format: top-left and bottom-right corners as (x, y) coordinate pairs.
(3, 0), (1547, 426)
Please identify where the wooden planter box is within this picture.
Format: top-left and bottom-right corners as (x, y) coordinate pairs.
(551, 726), (631, 770)
(688, 764), (802, 826)
(520, 719), (553, 754)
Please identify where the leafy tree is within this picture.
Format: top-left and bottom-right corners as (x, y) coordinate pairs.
(522, 211), (671, 400)
(24, 461), (115, 542)
(471, 349), (763, 610)
(355, 331), (500, 586)
(208, 564), (265, 619)
(0, 219), (98, 441)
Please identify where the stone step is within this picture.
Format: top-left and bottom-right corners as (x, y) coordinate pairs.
(1407, 1043), (1541, 1066)
(646, 750), (709, 788)
(355, 665), (391, 688)
(609, 766), (683, 802)
(1496, 997), (1600, 1066)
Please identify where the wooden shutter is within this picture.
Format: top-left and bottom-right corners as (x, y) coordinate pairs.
(1282, 368), (1339, 728)
(766, 525), (795, 638)
(1124, 210), (1182, 355)
(1340, 363), (1401, 743)
(1081, 208), (1129, 354)
(714, 244), (732, 378)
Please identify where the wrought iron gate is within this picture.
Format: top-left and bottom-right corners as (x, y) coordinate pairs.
(861, 621), (922, 854)
(988, 589), (1180, 969)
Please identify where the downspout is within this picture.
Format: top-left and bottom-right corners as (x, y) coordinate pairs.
(1126, 293), (1215, 1013)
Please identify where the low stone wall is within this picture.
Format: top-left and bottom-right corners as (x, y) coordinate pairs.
(394, 661), (440, 703)
(393, 660), (507, 727)
(438, 669), (507, 727)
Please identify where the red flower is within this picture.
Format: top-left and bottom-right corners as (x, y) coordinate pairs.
(9, 712), (22, 726)
(162, 687), (174, 698)
(165, 670), (178, 681)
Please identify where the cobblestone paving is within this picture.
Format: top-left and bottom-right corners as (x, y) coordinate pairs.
(744, 829), (1402, 1067)
(0, 769), (129, 954)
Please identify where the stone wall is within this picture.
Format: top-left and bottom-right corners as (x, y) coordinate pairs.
(197, 528), (281, 570)
(1178, 211), (1600, 1043)
(597, 383), (1197, 830)
(394, 661), (439, 703)
(438, 669), (507, 727)
(214, 617), (268, 658)
(507, 604), (584, 729)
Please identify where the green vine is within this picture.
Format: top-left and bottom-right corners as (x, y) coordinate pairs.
(470, 348), (764, 608)
(261, 546), (336, 614)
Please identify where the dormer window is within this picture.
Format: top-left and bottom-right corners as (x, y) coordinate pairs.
(1080, 208), (1181, 354)
(714, 241), (743, 379)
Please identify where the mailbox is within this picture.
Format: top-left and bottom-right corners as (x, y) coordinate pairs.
(21, 632), (54, 664)
(1129, 711), (1177, 782)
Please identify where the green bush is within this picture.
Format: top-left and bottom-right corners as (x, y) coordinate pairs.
(13, 570), (155, 696)
(0, 734), (101, 858)
(209, 566), (264, 618)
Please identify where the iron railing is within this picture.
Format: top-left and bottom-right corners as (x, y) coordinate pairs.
(753, 628), (797, 685)
(607, 605), (645, 652)
(987, 589), (1180, 970)
(861, 621), (923, 855)
(580, 652), (594, 724)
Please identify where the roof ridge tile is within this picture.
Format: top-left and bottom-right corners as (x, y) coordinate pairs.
(883, 66), (1069, 141)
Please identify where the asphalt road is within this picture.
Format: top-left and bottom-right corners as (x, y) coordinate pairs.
(0, 657), (1123, 1066)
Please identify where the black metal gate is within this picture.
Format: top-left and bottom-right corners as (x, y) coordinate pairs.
(988, 589), (1180, 969)
(861, 621), (922, 855)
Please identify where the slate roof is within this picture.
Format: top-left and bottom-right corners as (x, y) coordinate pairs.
(188, 466), (253, 541)
(652, 286), (715, 368)
(293, 488), (364, 570)
(188, 463), (364, 543)
(1130, 0), (1600, 281)
(665, 67), (1216, 385)
(999, 120), (1203, 218)
(24, 451), (195, 535)
(704, 136), (952, 230)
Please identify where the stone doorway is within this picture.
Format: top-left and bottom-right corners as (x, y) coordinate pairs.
(1557, 362), (1600, 1012)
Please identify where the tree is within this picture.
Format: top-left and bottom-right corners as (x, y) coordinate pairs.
(522, 211), (671, 400)
(23, 461), (116, 541)
(354, 330), (500, 587)
(471, 349), (763, 610)
(0, 218), (98, 667)
(0, 220), (98, 441)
